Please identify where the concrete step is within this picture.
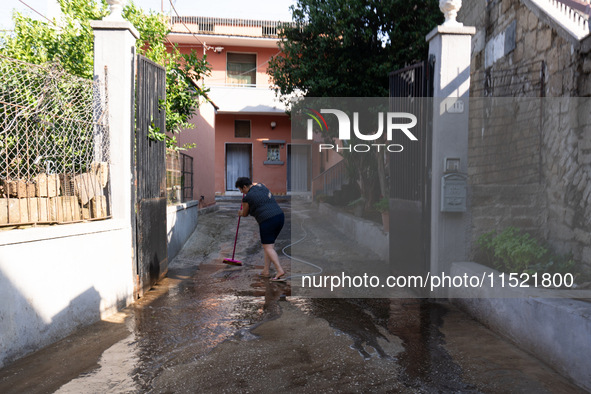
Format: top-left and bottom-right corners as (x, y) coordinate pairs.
(215, 195), (292, 203)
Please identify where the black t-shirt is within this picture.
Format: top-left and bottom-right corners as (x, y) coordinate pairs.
(242, 184), (283, 224)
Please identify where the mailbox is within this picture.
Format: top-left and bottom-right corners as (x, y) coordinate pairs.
(441, 173), (467, 212)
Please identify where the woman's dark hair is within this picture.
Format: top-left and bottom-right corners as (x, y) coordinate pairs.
(235, 177), (252, 189)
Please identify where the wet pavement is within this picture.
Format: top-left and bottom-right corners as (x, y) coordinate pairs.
(0, 202), (587, 393)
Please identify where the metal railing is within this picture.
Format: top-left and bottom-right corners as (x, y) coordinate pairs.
(206, 82), (260, 88)
(181, 152), (193, 202)
(169, 16), (296, 38)
(166, 149), (194, 204)
(312, 160), (348, 197)
(388, 59), (433, 201)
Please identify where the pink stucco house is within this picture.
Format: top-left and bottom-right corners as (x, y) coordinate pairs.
(167, 16), (323, 199)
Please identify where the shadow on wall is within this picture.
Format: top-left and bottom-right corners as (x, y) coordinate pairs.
(438, 65), (471, 98)
(0, 267), (124, 369)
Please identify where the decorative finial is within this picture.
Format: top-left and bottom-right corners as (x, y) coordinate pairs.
(439, 0), (463, 27)
(104, 0), (127, 21)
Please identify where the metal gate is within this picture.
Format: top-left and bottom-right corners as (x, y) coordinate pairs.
(135, 55), (167, 297)
(388, 58), (434, 279)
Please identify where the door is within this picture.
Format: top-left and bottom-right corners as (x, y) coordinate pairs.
(135, 55), (168, 298)
(287, 144), (311, 192)
(226, 144), (251, 191)
(388, 59), (434, 282)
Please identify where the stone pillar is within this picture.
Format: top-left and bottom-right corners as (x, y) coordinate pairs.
(90, 20), (139, 221)
(426, 8), (475, 295)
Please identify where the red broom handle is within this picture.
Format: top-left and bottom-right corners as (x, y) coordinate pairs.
(231, 194), (244, 260)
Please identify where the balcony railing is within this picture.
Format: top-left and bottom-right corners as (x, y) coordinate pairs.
(207, 82), (261, 88)
(170, 16), (296, 38)
(312, 160), (348, 198)
(529, 0), (590, 39)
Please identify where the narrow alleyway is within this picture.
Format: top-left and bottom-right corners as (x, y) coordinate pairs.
(0, 203), (586, 394)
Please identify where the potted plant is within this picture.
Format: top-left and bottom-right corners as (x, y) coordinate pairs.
(348, 197), (366, 217)
(315, 194), (329, 204)
(374, 197), (389, 232)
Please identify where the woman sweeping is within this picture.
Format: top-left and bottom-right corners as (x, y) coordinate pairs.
(236, 177), (287, 282)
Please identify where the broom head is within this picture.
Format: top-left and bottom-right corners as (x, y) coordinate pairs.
(223, 258), (242, 266)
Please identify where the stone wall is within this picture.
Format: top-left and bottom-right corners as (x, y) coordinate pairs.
(460, 0), (580, 95)
(459, 0), (591, 271)
(468, 184), (546, 253)
(542, 99), (591, 264)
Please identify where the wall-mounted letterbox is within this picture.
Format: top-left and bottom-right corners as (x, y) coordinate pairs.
(441, 173), (467, 212)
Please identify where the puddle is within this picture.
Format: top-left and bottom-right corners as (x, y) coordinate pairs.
(292, 297), (481, 393)
(53, 334), (140, 394)
(125, 263), (288, 391)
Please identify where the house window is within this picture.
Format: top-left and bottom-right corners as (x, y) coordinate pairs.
(235, 120), (251, 138)
(227, 53), (256, 86)
(267, 144), (280, 162)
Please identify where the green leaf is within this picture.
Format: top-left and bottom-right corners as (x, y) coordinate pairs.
(1, 0), (212, 151)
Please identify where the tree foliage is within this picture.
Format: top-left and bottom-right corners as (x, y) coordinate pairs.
(268, 0), (442, 100)
(0, 0), (211, 150)
(268, 0), (442, 203)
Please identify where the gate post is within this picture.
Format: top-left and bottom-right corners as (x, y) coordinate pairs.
(90, 17), (139, 222)
(426, 3), (475, 296)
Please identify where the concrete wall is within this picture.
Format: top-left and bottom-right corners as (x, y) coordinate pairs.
(450, 262), (591, 392)
(318, 203), (388, 261)
(0, 21), (138, 368)
(214, 113), (291, 194)
(0, 221), (134, 368)
(177, 101), (217, 207)
(427, 26), (475, 280)
(167, 202), (220, 263)
(167, 201), (199, 263)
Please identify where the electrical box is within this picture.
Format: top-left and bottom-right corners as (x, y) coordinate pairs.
(441, 173), (467, 212)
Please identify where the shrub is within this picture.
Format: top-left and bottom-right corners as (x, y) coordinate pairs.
(475, 230), (496, 268)
(315, 194), (329, 203)
(373, 197), (389, 213)
(476, 227), (576, 276)
(348, 197), (365, 207)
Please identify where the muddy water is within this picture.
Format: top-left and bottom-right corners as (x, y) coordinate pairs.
(130, 268), (287, 391)
(0, 202), (586, 393)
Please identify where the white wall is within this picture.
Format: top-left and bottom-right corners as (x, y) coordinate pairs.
(450, 262), (591, 392)
(0, 19), (139, 368)
(0, 221), (133, 368)
(427, 26), (475, 294)
(167, 202), (199, 263)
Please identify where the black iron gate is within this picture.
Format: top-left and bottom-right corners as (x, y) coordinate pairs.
(135, 55), (167, 298)
(180, 152), (194, 201)
(388, 58), (434, 280)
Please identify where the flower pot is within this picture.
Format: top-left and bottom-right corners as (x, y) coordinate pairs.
(381, 211), (389, 232)
(353, 204), (364, 217)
